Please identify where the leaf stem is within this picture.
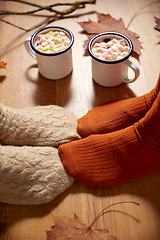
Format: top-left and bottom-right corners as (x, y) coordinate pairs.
(126, 0), (160, 29)
(88, 201), (139, 229)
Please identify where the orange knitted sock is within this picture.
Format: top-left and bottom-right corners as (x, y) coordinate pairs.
(58, 89), (160, 187)
(77, 74), (160, 138)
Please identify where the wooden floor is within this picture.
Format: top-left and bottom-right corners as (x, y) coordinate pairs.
(0, 0), (160, 239)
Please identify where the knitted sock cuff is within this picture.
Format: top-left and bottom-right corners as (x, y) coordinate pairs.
(0, 104), (80, 147)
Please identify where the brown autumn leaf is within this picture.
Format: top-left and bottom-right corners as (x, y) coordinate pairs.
(78, 13), (142, 57)
(46, 214), (117, 240)
(154, 16), (160, 43)
(0, 61), (7, 69)
(46, 201), (139, 240)
(154, 16), (160, 31)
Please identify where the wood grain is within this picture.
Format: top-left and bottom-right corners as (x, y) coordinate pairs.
(0, 0), (160, 239)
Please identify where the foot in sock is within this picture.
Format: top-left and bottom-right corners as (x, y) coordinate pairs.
(0, 145), (74, 205)
(0, 104), (80, 147)
(77, 74), (160, 138)
(58, 89), (160, 187)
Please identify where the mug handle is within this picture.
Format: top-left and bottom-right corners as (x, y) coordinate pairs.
(24, 37), (36, 59)
(123, 59), (140, 83)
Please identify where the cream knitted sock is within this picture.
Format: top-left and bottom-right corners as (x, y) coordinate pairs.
(0, 145), (74, 205)
(0, 104), (80, 147)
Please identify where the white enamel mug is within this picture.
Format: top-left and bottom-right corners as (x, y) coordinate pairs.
(24, 26), (74, 80)
(88, 32), (140, 87)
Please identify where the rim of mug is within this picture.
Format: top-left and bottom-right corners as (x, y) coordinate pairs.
(30, 26), (74, 56)
(87, 32), (133, 64)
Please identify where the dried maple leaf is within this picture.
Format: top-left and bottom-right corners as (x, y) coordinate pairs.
(0, 61), (7, 69)
(47, 214), (117, 240)
(154, 16), (160, 31)
(46, 201), (139, 240)
(78, 13), (142, 57)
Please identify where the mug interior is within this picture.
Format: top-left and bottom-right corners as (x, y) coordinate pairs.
(88, 32), (133, 64)
(30, 26), (74, 56)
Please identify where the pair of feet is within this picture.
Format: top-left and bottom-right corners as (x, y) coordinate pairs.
(58, 74), (160, 187)
(0, 105), (79, 205)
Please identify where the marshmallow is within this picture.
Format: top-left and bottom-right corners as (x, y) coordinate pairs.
(100, 42), (107, 48)
(41, 41), (48, 47)
(119, 38), (126, 46)
(43, 45), (50, 52)
(118, 45), (126, 52)
(106, 54), (112, 60)
(94, 43), (101, 48)
(53, 31), (59, 37)
(102, 51), (108, 59)
(36, 45), (44, 52)
(54, 38), (62, 45)
(55, 44), (63, 52)
(45, 34), (50, 39)
(63, 40), (70, 46)
(34, 30), (70, 54)
(112, 38), (118, 44)
(106, 41), (114, 48)
(121, 51), (128, 58)
(50, 44), (55, 51)
(94, 52), (101, 58)
(92, 37), (130, 61)
(111, 52), (118, 60)
(106, 48), (113, 55)
(48, 31), (54, 36)
(124, 46), (130, 52)
(60, 31), (65, 36)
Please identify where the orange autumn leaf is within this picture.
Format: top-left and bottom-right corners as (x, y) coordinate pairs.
(78, 13), (142, 57)
(0, 61), (7, 69)
(46, 214), (117, 240)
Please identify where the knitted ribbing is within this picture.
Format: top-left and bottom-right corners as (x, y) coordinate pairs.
(77, 74), (160, 137)
(0, 104), (80, 147)
(0, 145), (74, 205)
(59, 89), (160, 187)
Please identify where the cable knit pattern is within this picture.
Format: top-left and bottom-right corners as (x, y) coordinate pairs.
(0, 145), (74, 205)
(0, 104), (80, 147)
